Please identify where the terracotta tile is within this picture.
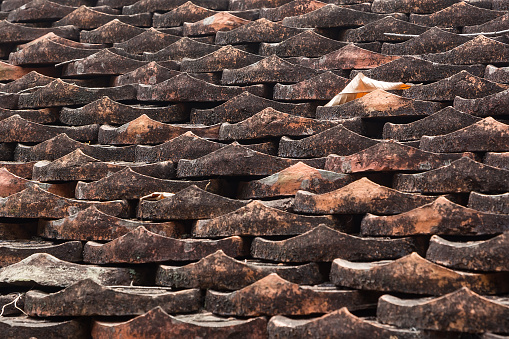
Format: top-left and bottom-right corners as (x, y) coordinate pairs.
(157, 250), (322, 290)
(193, 200), (342, 237)
(206, 273), (377, 316)
(360, 196), (509, 236)
(0, 20), (79, 43)
(25, 279), (201, 316)
(314, 44), (400, 70)
(190, 91), (315, 125)
(268, 308), (426, 338)
(15, 133), (137, 162)
(330, 143), (472, 174)
(122, 0), (228, 15)
(281, 4), (387, 28)
(177, 143), (326, 177)
(1, 71), (82, 95)
(53, 5), (151, 29)
(259, 0), (326, 22)
(17, 79), (136, 108)
(0, 239), (81, 267)
(137, 185), (248, 220)
(182, 12), (249, 37)
(81, 169), (213, 202)
(7, 0), (78, 22)
(344, 17), (430, 43)
(0, 107), (58, 124)
(219, 107), (338, 140)
(273, 71), (349, 101)
(8, 38), (97, 65)
(423, 36), (509, 66)
(352, 57), (485, 82)
(17, 32), (105, 50)
(40, 205), (184, 241)
(112, 28), (180, 54)
(237, 161), (352, 199)
(377, 288), (509, 333)
(468, 192), (509, 214)
(381, 27), (471, 55)
(252, 224), (418, 262)
(372, 0), (459, 14)
(383, 106), (481, 141)
(33, 150), (175, 181)
(91, 307), (267, 339)
(402, 71), (509, 101)
(420, 117), (509, 152)
(484, 152), (509, 170)
(61, 96), (187, 126)
(79, 19), (146, 43)
(427, 232), (509, 272)
(317, 90), (441, 120)
(455, 88), (509, 117)
(0, 167), (73, 197)
(113, 61), (180, 85)
(221, 55), (319, 85)
(62, 49), (148, 76)
(0, 185), (129, 218)
(83, 226), (248, 264)
(153, 1), (217, 27)
(278, 124), (377, 158)
(97, 0), (138, 8)
(0, 253), (141, 287)
(2, 0), (93, 11)
(0, 317), (87, 339)
(0, 162), (35, 179)
(229, 0), (291, 11)
(294, 177), (437, 215)
(331, 252), (509, 295)
(0, 115), (97, 143)
(215, 18), (304, 45)
(181, 45), (262, 73)
(409, 2), (505, 27)
(139, 73), (266, 102)
(143, 37), (220, 61)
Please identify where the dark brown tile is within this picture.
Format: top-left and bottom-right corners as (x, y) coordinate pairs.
(53, 5), (151, 29)
(60, 96), (187, 125)
(351, 56), (485, 82)
(344, 17), (430, 43)
(0, 240), (82, 267)
(454, 88), (509, 117)
(143, 37), (220, 62)
(62, 49), (148, 76)
(15, 133), (137, 162)
(0, 185), (129, 218)
(177, 143), (326, 177)
(377, 288), (509, 333)
(381, 27), (471, 55)
(221, 55), (319, 85)
(83, 226), (248, 264)
(79, 19), (146, 43)
(468, 191), (509, 214)
(409, 2), (505, 27)
(40, 205), (183, 241)
(0, 20), (79, 43)
(152, 1), (216, 27)
(122, 0), (228, 15)
(237, 162), (352, 199)
(260, 0), (325, 22)
(138, 73), (266, 102)
(268, 308), (426, 338)
(112, 28), (180, 54)
(25, 279), (201, 316)
(402, 71), (509, 101)
(137, 185), (248, 220)
(0, 162), (35, 179)
(464, 12), (509, 34)
(294, 177), (437, 215)
(0, 317), (87, 339)
(360, 196), (509, 236)
(156, 250), (322, 290)
(383, 106), (481, 141)
(427, 232), (509, 272)
(282, 4), (387, 28)
(18, 79), (136, 108)
(190, 91), (315, 125)
(0, 253), (140, 287)
(331, 252), (509, 295)
(91, 307), (267, 339)
(317, 89), (441, 120)
(215, 18), (304, 45)
(273, 71), (349, 101)
(278, 124), (377, 158)
(6, 0), (78, 23)
(229, 0), (290, 11)
(182, 12), (250, 37)
(180, 45), (263, 73)
(193, 200), (339, 237)
(0, 167), (73, 197)
(0, 108), (57, 125)
(484, 151), (509, 170)
(314, 44), (400, 70)
(251, 224), (418, 262)
(485, 64), (509, 83)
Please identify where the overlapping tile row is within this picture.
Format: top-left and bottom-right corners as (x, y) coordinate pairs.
(0, 0), (506, 337)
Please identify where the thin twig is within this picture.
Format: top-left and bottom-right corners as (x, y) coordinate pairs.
(0, 294), (27, 317)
